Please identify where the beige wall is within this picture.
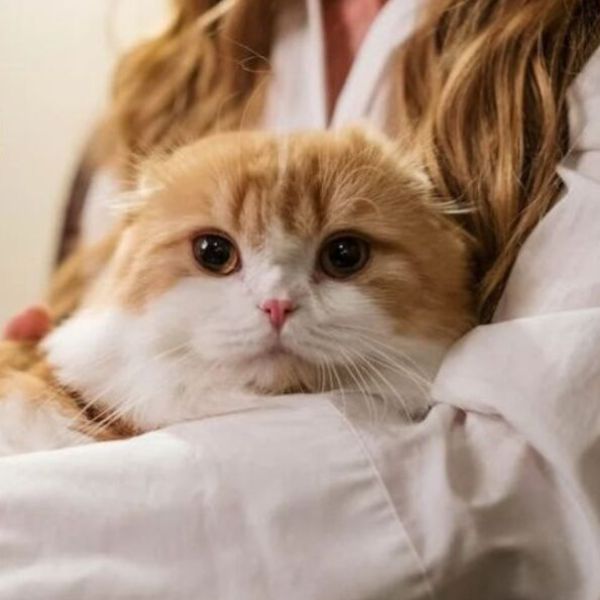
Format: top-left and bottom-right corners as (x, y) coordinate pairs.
(0, 0), (168, 323)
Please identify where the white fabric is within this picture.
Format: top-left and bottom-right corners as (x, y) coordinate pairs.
(264, 0), (418, 131)
(3, 1), (600, 597)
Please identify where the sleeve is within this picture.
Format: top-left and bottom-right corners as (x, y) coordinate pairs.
(425, 45), (600, 597)
(0, 397), (434, 600)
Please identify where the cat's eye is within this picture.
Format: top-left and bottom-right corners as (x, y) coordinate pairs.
(318, 234), (370, 279)
(192, 233), (240, 275)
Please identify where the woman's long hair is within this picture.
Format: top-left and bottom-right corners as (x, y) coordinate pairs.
(390, 0), (600, 318)
(95, 0), (600, 320)
(104, 0), (274, 164)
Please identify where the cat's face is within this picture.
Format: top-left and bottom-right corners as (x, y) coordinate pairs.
(46, 130), (473, 428)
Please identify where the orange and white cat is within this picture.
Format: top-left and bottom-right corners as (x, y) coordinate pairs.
(0, 129), (473, 456)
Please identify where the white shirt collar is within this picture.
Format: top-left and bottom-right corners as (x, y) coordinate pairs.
(263, 0), (419, 132)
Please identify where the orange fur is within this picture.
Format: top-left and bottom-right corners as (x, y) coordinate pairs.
(0, 129), (474, 453)
(97, 130), (473, 339)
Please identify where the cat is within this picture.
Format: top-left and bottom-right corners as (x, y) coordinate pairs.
(0, 128), (473, 456)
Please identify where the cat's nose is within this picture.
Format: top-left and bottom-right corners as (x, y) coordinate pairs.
(260, 298), (296, 330)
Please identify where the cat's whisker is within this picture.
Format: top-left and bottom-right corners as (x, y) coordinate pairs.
(327, 358), (347, 410)
(66, 365), (128, 428)
(346, 343), (433, 406)
(85, 397), (141, 439)
(359, 345), (433, 399)
(69, 339), (195, 434)
(335, 345), (378, 419)
(298, 325), (432, 407)
(347, 334), (432, 389)
(321, 357), (334, 397)
(341, 348), (393, 421)
(150, 341), (192, 362)
(350, 351), (414, 422)
(315, 362), (324, 394)
(325, 323), (434, 381)
(338, 345), (391, 417)
(203, 325), (258, 337)
(365, 352), (431, 400)
(65, 341), (191, 434)
(304, 324), (430, 387)
(326, 334), (420, 421)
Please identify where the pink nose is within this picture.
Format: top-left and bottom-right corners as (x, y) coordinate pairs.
(260, 299), (295, 330)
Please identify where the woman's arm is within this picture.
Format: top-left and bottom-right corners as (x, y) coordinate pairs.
(0, 390), (592, 599)
(1, 163), (598, 598)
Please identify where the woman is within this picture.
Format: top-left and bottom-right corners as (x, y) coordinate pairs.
(2, 0), (600, 598)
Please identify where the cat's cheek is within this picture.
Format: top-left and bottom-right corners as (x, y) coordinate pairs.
(141, 276), (255, 355)
(42, 309), (131, 395)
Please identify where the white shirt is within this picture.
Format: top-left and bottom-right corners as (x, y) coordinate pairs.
(3, 1), (600, 598)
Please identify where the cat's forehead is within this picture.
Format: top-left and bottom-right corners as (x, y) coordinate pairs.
(146, 131), (430, 247)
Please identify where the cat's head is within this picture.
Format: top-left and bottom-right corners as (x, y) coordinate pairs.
(45, 129), (473, 428)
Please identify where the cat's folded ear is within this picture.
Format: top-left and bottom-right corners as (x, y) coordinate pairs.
(337, 125), (471, 217)
(336, 124), (432, 189)
(337, 123), (399, 151)
(109, 163), (163, 224)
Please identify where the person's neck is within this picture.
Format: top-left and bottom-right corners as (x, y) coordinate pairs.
(322, 0), (388, 119)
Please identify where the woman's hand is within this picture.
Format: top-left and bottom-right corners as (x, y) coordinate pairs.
(3, 306), (52, 342)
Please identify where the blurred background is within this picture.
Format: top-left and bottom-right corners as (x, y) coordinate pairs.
(0, 0), (168, 323)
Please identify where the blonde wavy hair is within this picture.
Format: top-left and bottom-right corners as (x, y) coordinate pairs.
(101, 0), (273, 165)
(96, 0), (600, 320)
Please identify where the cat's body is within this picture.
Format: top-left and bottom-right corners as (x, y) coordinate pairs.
(0, 129), (473, 456)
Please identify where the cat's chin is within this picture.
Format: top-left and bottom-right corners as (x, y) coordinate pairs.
(234, 350), (321, 396)
(42, 308), (320, 430)
(43, 305), (443, 431)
